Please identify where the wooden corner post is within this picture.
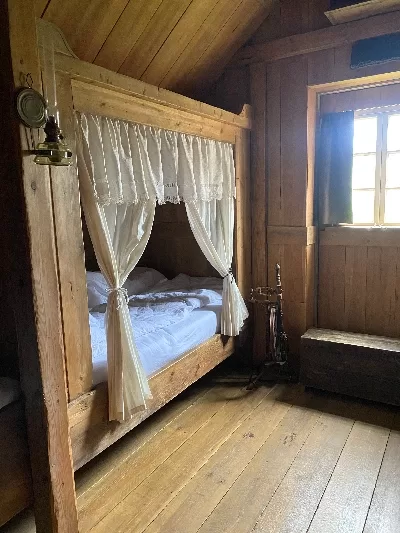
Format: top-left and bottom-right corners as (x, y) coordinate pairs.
(1, 1), (79, 531)
(250, 63), (268, 365)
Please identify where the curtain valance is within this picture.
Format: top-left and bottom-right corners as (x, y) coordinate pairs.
(77, 112), (236, 206)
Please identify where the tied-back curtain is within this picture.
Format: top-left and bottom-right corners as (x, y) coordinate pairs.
(76, 111), (247, 421)
(77, 115), (155, 421)
(317, 111), (354, 226)
(186, 198), (248, 336)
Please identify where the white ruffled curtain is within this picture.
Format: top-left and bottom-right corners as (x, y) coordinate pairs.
(76, 111), (248, 421)
(186, 198), (248, 336)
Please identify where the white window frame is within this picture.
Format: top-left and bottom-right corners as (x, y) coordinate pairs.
(354, 105), (400, 226)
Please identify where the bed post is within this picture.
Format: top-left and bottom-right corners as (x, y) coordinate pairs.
(235, 117), (252, 298)
(50, 72), (93, 399)
(2, 1), (78, 531)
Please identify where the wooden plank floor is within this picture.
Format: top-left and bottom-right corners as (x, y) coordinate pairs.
(2, 376), (400, 533)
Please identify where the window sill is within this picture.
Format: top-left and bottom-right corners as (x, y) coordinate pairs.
(320, 225), (400, 247)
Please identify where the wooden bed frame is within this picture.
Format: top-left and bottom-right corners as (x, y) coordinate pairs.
(1, 4), (252, 530)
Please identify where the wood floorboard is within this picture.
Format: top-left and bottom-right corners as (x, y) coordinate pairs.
(79, 383), (254, 532)
(198, 389), (323, 533)
(144, 384), (302, 533)
(363, 414), (400, 533)
(307, 408), (394, 533)
(3, 380), (400, 533)
(90, 384), (271, 533)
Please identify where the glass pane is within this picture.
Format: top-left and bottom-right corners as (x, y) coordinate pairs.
(386, 152), (400, 188)
(352, 154), (376, 189)
(387, 114), (400, 152)
(353, 117), (378, 154)
(352, 190), (375, 224)
(384, 189), (400, 223)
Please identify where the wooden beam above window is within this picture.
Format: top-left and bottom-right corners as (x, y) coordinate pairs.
(232, 9), (400, 65)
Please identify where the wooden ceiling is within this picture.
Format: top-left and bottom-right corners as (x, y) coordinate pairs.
(35, 0), (273, 97)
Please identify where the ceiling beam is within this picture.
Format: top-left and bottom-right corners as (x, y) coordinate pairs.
(232, 9), (400, 65)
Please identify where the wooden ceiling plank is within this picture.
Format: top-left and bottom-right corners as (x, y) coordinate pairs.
(43, 0), (130, 63)
(119, 0), (194, 80)
(182, 0), (272, 95)
(160, 0), (243, 91)
(233, 9), (400, 65)
(94, 0), (163, 72)
(140, 0), (219, 87)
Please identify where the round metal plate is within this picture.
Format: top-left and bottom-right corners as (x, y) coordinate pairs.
(16, 88), (47, 129)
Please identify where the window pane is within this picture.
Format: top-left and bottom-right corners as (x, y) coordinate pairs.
(386, 152), (400, 188)
(352, 190), (375, 224)
(384, 190), (400, 223)
(353, 117), (377, 154)
(352, 154), (376, 189)
(387, 114), (400, 152)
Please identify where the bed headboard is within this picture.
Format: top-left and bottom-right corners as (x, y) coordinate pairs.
(139, 203), (218, 279)
(82, 203), (218, 279)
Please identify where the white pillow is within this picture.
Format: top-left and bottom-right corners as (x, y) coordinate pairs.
(86, 268), (167, 309)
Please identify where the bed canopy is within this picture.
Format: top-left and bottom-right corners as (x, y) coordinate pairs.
(76, 112), (248, 421)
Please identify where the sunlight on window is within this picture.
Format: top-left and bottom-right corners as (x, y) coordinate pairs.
(352, 154), (376, 189)
(385, 190), (400, 223)
(386, 153), (400, 188)
(352, 116), (377, 224)
(387, 114), (400, 151)
(353, 117), (377, 154)
(352, 190), (375, 224)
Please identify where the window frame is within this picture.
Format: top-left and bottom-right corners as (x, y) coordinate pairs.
(353, 105), (400, 227)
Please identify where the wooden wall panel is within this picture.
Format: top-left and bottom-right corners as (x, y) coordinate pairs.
(280, 56), (308, 227)
(266, 61), (282, 226)
(248, 0), (331, 44)
(250, 63), (268, 365)
(318, 243), (400, 338)
(318, 246), (346, 331)
(139, 204), (217, 279)
(343, 246), (368, 334)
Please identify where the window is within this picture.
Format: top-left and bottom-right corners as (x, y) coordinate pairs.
(352, 109), (400, 225)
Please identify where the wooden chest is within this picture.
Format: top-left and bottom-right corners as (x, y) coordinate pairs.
(300, 328), (400, 406)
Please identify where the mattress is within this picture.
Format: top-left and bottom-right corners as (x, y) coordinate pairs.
(92, 304), (222, 386)
(0, 377), (21, 410)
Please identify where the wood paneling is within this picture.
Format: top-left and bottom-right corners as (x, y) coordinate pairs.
(0, 401), (32, 527)
(140, 204), (217, 279)
(318, 243), (400, 338)
(38, 0), (273, 96)
(6, 0), (78, 530)
(250, 63), (268, 365)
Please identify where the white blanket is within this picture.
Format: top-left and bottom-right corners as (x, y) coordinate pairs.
(89, 274), (223, 349)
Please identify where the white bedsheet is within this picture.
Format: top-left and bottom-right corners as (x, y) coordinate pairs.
(90, 274), (223, 386)
(92, 306), (221, 386)
(0, 377), (21, 410)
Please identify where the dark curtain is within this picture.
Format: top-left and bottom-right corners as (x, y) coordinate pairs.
(351, 33), (400, 69)
(316, 111), (354, 226)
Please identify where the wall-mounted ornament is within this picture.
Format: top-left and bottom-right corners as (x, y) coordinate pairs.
(15, 86), (47, 129)
(15, 22), (73, 167)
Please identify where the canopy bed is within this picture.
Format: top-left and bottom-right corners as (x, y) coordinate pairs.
(0, 14), (252, 528)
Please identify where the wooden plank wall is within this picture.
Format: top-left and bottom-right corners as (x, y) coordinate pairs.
(139, 204), (218, 279)
(208, 0), (400, 369)
(319, 229), (400, 337)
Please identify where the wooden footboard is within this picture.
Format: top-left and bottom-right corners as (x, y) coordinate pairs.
(0, 400), (32, 527)
(69, 335), (235, 470)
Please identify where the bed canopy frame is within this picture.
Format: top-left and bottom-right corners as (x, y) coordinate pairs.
(0, 4), (252, 531)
